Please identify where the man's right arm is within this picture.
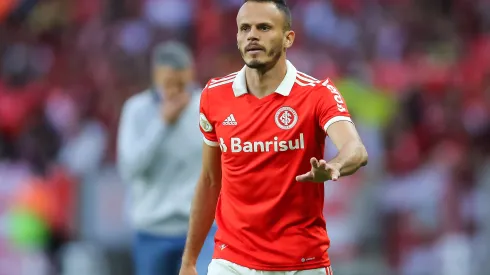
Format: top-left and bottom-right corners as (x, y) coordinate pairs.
(181, 143), (221, 267)
(181, 81), (221, 272)
(117, 97), (168, 181)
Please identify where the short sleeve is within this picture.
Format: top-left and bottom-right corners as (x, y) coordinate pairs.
(315, 78), (353, 132)
(199, 82), (219, 147)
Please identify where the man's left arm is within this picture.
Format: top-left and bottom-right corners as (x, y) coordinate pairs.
(296, 78), (367, 183)
(326, 120), (368, 177)
(319, 78), (367, 177)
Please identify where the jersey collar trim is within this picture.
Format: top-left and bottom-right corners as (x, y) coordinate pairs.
(232, 60), (297, 97)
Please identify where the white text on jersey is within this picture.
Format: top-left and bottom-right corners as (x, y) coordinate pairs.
(322, 79), (346, 112)
(219, 133), (305, 153)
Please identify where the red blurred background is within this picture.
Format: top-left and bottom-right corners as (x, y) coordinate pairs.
(0, 0), (489, 275)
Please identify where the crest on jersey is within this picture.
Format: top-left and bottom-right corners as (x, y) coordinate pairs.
(199, 113), (213, 132)
(274, 106), (298, 130)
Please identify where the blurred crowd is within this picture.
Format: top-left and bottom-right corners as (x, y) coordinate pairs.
(1, 0), (490, 275)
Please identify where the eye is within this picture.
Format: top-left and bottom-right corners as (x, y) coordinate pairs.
(240, 25), (250, 31)
(259, 25), (271, 31)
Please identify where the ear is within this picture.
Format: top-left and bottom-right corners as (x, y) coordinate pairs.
(284, 30), (295, 49)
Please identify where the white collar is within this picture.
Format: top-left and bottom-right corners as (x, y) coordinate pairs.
(232, 60), (297, 97)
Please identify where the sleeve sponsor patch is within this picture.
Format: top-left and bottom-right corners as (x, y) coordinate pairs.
(199, 113), (213, 132)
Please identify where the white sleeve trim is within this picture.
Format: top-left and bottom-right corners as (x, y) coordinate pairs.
(203, 137), (219, 147)
(323, 116), (353, 132)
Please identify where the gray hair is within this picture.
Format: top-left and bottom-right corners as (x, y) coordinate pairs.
(152, 40), (193, 69)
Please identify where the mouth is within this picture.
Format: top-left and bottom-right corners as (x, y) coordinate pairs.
(245, 45), (265, 54)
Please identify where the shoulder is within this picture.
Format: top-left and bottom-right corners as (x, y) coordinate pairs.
(203, 71), (240, 93)
(294, 72), (338, 95)
(293, 70), (331, 95)
(122, 89), (154, 114)
(294, 70), (322, 87)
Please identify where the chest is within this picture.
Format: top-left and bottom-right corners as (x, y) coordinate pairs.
(214, 94), (320, 154)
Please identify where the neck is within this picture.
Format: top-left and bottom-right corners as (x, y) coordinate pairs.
(245, 58), (287, 98)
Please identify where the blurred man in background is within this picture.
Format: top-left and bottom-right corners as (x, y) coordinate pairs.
(117, 41), (216, 275)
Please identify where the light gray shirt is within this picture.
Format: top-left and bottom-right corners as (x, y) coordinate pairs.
(117, 89), (202, 236)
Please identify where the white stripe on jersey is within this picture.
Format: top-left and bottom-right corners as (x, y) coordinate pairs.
(295, 79), (316, 87)
(297, 73), (320, 84)
(297, 71), (320, 82)
(226, 71), (239, 77)
(203, 137), (219, 147)
(208, 78), (235, 89)
(211, 73), (238, 84)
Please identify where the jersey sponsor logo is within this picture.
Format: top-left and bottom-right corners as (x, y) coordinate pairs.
(275, 106), (298, 130)
(222, 114), (238, 126)
(219, 133), (305, 153)
(219, 138), (228, 152)
(322, 79), (346, 112)
(200, 113), (213, 132)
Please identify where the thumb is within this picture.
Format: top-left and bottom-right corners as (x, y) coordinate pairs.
(296, 171), (314, 182)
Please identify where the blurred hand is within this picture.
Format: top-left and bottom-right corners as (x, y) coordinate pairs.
(295, 157), (341, 182)
(179, 264), (198, 275)
(162, 92), (190, 124)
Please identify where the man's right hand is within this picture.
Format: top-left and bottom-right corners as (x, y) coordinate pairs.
(179, 264), (198, 275)
(162, 92), (190, 124)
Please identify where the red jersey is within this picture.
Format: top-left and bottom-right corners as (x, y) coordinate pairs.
(198, 60), (352, 271)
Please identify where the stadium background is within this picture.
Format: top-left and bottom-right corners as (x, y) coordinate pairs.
(0, 0), (490, 274)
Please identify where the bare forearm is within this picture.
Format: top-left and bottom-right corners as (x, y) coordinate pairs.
(182, 176), (220, 266)
(328, 140), (368, 176)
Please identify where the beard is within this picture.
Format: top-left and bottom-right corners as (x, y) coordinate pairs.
(241, 46), (283, 71)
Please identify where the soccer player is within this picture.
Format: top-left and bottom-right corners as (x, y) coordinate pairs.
(180, 1), (368, 274)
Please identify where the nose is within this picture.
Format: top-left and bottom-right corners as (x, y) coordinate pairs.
(247, 26), (259, 41)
